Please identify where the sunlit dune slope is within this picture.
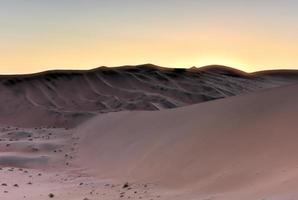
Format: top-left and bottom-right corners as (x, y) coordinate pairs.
(77, 83), (298, 199)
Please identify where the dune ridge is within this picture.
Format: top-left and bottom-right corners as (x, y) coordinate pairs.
(0, 64), (298, 127)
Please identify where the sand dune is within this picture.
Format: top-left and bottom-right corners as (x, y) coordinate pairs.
(0, 64), (297, 127)
(76, 83), (298, 200)
(0, 65), (298, 199)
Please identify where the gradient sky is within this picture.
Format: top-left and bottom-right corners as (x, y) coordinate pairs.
(1, 0), (298, 74)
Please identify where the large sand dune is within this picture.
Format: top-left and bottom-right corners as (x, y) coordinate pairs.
(77, 83), (298, 200)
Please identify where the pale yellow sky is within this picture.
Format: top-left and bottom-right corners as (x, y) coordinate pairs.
(1, 1), (298, 74)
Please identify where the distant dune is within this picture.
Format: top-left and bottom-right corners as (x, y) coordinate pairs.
(0, 64), (298, 127)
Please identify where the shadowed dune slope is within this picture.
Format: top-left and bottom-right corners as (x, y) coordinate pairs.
(1, 64), (298, 127)
(77, 83), (298, 199)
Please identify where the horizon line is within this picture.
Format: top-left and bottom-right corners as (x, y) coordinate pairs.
(0, 63), (298, 77)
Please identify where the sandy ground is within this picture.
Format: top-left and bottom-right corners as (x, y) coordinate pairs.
(0, 126), (169, 200)
(0, 77), (298, 199)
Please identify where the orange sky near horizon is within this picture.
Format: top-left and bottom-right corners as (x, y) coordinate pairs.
(1, 0), (298, 74)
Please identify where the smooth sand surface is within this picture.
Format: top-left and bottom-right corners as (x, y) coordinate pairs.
(76, 83), (298, 200)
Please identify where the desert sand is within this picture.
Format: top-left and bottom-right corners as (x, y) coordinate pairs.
(0, 65), (298, 200)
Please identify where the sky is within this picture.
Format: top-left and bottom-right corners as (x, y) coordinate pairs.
(0, 0), (298, 74)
